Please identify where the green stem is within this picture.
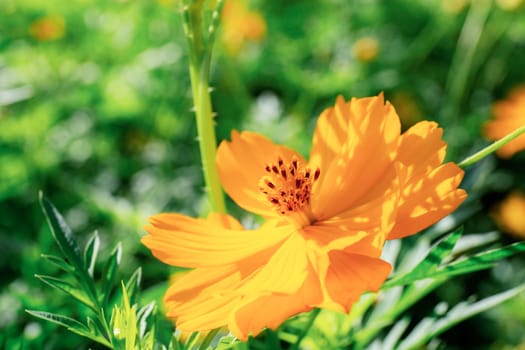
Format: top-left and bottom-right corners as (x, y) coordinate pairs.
(184, 1), (226, 214)
(459, 124), (525, 167)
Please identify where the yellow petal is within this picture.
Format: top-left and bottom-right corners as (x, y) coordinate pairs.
(484, 87), (525, 158)
(310, 94), (401, 219)
(142, 213), (291, 268)
(396, 121), (446, 179)
(164, 265), (241, 331)
(304, 165), (398, 253)
(388, 162), (467, 239)
(229, 263), (322, 340)
(321, 252), (391, 312)
(216, 130), (307, 218)
(235, 233), (308, 295)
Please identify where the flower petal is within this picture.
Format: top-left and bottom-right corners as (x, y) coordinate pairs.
(303, 165), (398, 253)
(396, 121), (446, 179)
(142, 213), (292, 268)
(388, 162), (467, 239)
(216, 130), (307, 218)
(310, 94), (401, 219)
(164, 265), (241, 331)
(235, 232), (308, 295)
(484, 87), (525, 158)
(321, 252), (392, 312)
(229, 264), (322, 340)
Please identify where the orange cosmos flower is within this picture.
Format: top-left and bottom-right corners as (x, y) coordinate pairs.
(484, 86), (525, 158)
(493, 191), (525, 238)
(29, 15), (65, 41)
(221, 0), (266, 54)
(352, 36), (380, 63)
(142, 94), (466, 340)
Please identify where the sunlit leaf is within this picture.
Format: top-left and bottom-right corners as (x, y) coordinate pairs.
(126, 266), (142, 306)
(215, 335), (237, 350)
(84, 231), (100, 277)
(39, 193), (83, 273)
(137, 302), (155, 338)
(101, 242), (122, 308)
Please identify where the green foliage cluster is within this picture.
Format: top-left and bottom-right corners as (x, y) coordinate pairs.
(1, 0), (525, 349)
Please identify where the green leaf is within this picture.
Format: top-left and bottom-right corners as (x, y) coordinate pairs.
(39, 194), (99, 305)
(101, 242), (122, 308)
(126, 267), (142, 306)
(137, 301), (155, 338)
(430, 241), (525, 280)
(84, 231), (100, 277)
(215, 336), (237, 350)
(184, 331), (201, 350)
(383, 229), (463, 289)
(381, 317), (411, 350)
(169, 334), (183, 350)
(35, 274), (96, 310)
(25, 310), (112, 348)
(39, 193), (84, 273)
(397, 283), (525, 350)
(40, 254), (75, 273)
(26, 310), (88, 331)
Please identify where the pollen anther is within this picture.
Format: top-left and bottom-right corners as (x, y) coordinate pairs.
(258, 156), (320, 215)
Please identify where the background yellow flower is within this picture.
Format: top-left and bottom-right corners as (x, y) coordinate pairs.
(221, 0), (266, 54)
(494, 191), (525, 238)
(484, 86), (525, 158)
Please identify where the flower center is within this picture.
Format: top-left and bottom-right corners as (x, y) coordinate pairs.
(259, 156), (320, 216)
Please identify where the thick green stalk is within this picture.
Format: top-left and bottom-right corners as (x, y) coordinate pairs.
(459, 124), (525, 167)
(184, 1), (226, 214)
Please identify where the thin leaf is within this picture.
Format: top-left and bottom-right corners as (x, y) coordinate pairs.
(26, 310), (88, 331)
(184, 331), (201, 350)
(381, 317), (411, 350)
(101, 242), (122, 308)
(169, 334), (183, 350)
(215, 336), (237, 350)
(26, 310), (112, 348)
(384, 229), (463, 289)
(39, 194), (99, 304)
(430, 241), (525, 280)
(126, 267), (142, 306)
(137, 302), (155, 338)
(39, 193), (84, 272)
(35, 274), (95, 310)
(398, 284), (525, 350)
(84, 231), (100, 277)
(40, 254), (75, 273)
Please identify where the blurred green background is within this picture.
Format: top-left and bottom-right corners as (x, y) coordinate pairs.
(1, 0), (525, 348)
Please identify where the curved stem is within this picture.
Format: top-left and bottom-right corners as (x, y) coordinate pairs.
(459, 124), (525, 168)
